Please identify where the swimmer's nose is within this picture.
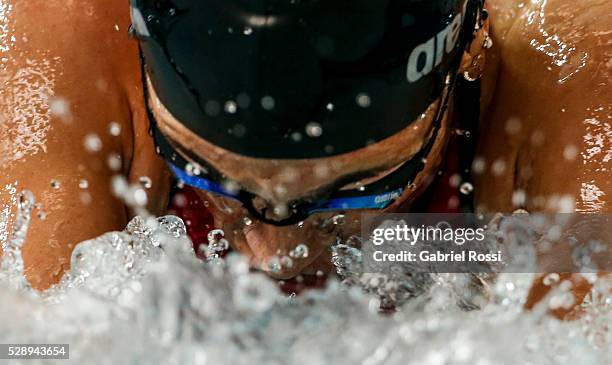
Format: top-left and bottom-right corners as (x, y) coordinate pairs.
(242, 221), (332, 280)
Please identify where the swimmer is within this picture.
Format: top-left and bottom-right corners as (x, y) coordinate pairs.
(0, 0), (609, 309)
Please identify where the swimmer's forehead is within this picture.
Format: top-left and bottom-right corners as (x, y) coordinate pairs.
(148, 77), (440, 181)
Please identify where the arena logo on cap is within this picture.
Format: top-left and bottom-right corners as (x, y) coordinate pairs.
(406, 1), (468, 83)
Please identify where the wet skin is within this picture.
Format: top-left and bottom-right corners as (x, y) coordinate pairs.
(0, 0), (609, 310)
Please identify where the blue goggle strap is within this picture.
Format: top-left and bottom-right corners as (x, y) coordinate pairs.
(169, 162), (403, 212)
(169, 163), (240, 199)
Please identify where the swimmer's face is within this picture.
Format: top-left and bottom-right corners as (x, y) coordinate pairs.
(147, 79), (452, 279)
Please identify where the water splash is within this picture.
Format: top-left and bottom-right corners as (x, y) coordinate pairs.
(0, 212), (610, 364)
(0, 190), (34, 290)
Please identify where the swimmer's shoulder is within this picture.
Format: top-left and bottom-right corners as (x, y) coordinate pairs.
(0, 0), (170, 289)
(488, 0), (610, 87)
(7, 0), (171, 212)
(476, 0), (611, 213)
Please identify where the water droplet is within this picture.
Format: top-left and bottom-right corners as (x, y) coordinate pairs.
(280, 256), (293, 269)
(205, 100), (221, 116)
(267, 256), (282, 273)
(291, 132), (302, 142)
(272, 204), (288, 218)
(107, 154), (122, 171)
(84, 133), (102, 152)
(79, 179), (89, 189)
(261, 96), (275, 110)
(237, 93), (251, 108)
(463, 71), (478, 82)
(224, 100), (237, 114)
(289, 243), (309, 259)
(445, 74), (452, 85)
(139, 176), (152, 189)
(223, 180), (240, 195)
(563, 145), (578, 161)
(326, 103), (334, 111)
(80, 192), (92, 205)
(491, 159), (506, 176)
(50, 97), (71, 120)
(172, 193), (186, 207)
(332, 214), (346, 225)
(449, 174), (461, 188)
(483, 34), (493, 49)
(185, 163), (201, 176)
(206, 228), (225, 243)
(108, 122), (121, 136)
(356, 93), (371, 108)
(209, 238), (229, 253)
(505, 118), (522, 135)
(305, 122), (323, 137)
(232, 124), (246, 137)
(472, 157), (486, 174)
(512, 190), (527, 207)
(132, 188), (148, 207)
(459, 182), (474, 195)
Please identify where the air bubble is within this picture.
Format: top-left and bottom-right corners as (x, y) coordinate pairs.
(79, 179), (89, 189)
(50, 180), (61, 189)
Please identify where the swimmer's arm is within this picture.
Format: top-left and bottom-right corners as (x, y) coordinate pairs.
(0, 0), (168, 290)
(477, 0), (612, 318)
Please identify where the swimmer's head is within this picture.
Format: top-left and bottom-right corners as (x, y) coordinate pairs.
(129, 0), (484, 276)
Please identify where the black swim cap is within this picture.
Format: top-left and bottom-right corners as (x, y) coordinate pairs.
(131, 0), (481, 159)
